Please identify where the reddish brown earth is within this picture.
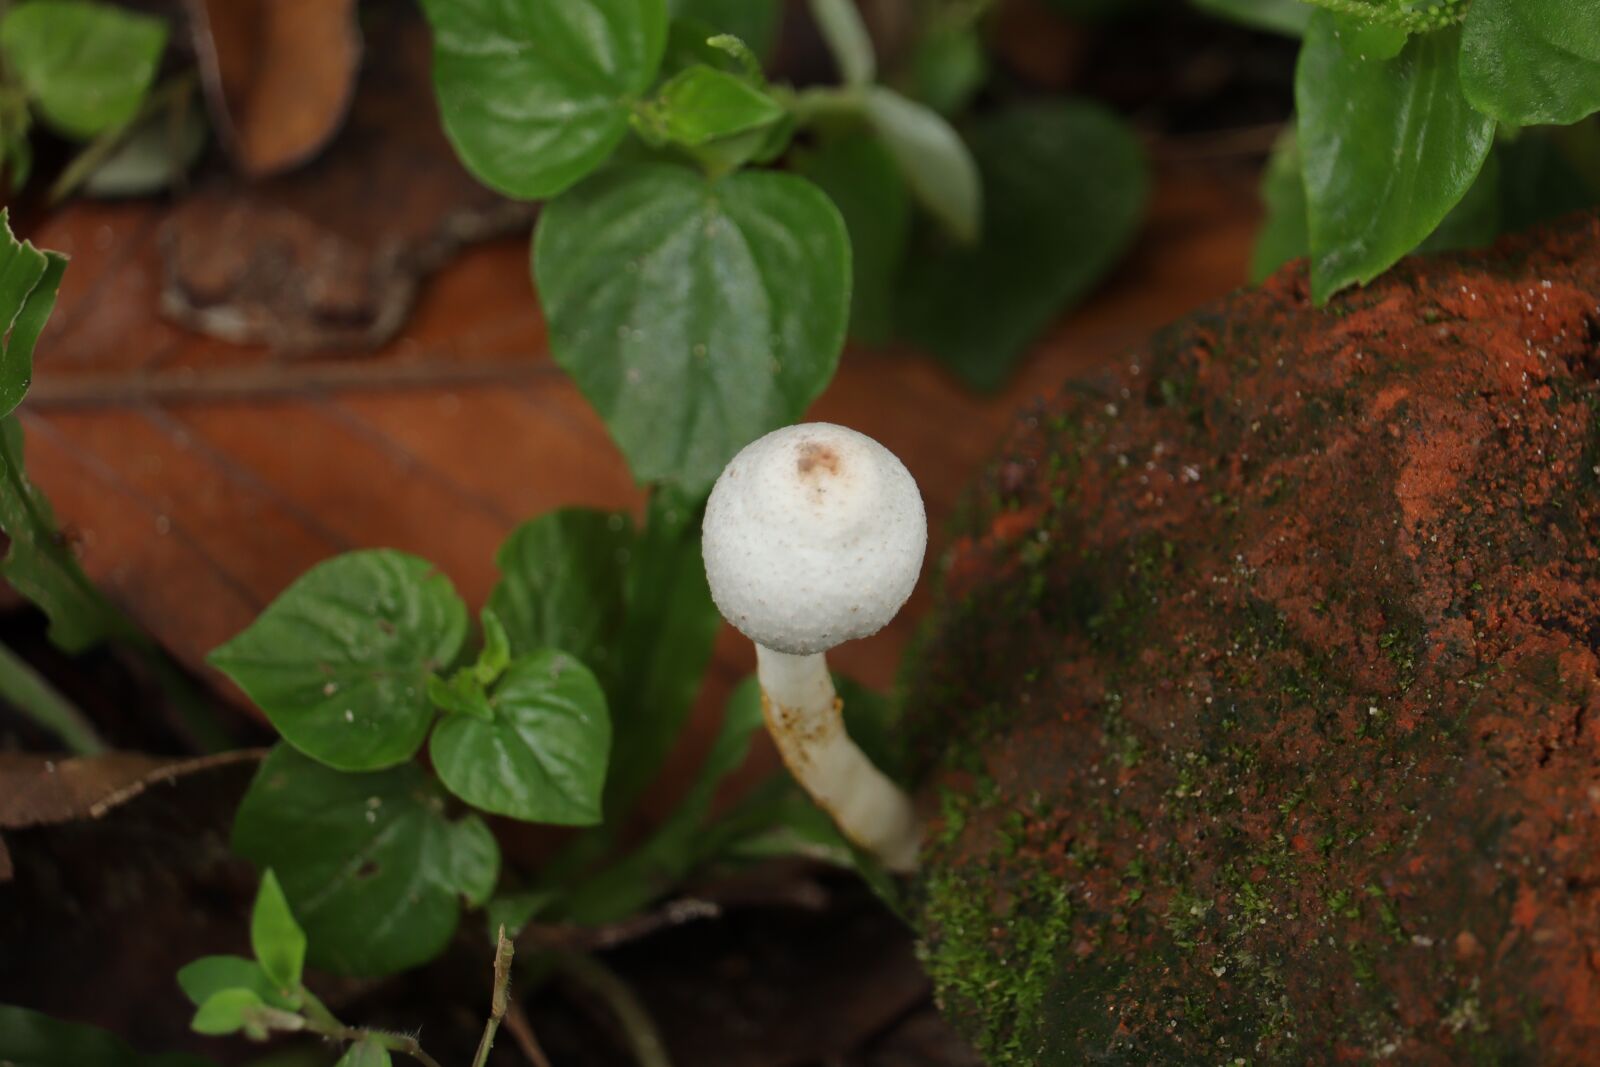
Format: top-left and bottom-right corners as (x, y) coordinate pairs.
(907, 212), (1600, 1065)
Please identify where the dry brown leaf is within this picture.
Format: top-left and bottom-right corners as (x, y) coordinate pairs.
(0, 748), (264, 830)
(162, 7), (529, 350)
(187, 0), (363, 177)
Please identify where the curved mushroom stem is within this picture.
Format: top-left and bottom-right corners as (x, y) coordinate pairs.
(755, 645), (922, 873)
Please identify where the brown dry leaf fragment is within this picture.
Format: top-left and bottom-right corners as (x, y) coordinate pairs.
(0, 748), (264, 830)
(187, 0), (363, 177)
(161, 7), (531, 350)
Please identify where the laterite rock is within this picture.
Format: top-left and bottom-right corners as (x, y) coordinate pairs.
(907, 213), (1600, 1064)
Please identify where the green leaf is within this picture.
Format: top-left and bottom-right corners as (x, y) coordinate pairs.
(176, 956), (297, 1011)
(0, 209), (69, 420)
(896, 101), (1148, 390)
(208, 550), (467, 772)
(1296, 15), (1495, 302)
(645, 64), (784, 146)
(190, 989), (265, 1037)
(1250, 129), (1309, 282)
(795, 132), (910, 345)
(534, 162), (849, 494)
(475, 607), (512, 684)
(1190, 0), (1309, 36)
(422, 0), (669, 199)
(232, 744), (501, 977)
(809, 0), (875, 86)
(335, 1041), (393, 1067)
(603, 487), (720, 815)
(907, 24), (987, 116)
(250, 870), (307, 991)
(1497, 125), (1600, 232)
(0, 1004), (213, 1067)
(430, 650), (611, 824)
(0, 416), (132, 653)
(427, 669), (494, 721)
(1332, 12), (1408, 61)
(1418, 145), (1501, 253)
(863, 87), (981, 244)
(668, 0), (781, 57)
(559, 674), (765, 924)
(1461, 0), (1600, 127)
(489, 509), (633, 681)
(0, 0), (167, 139)
(529, 489), (719, 889)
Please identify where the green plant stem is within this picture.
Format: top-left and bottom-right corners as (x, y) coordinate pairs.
(471, 927), (515, 1067)
(556, 951), (673, 1067)
(48, 71), (196, 203)
(0, 639), (105, 753)
(785, 84), (866, 126)
(286, 998), (445, 1067)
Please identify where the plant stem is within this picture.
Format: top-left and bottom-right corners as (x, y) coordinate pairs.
(471, 926), (515, 1067)
(0, 639), (105, 753)
(557, 951), (674, 1067)
(291, 994), (445, 1067)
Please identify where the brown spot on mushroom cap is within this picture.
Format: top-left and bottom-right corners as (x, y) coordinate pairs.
(796, 440), (842, 478)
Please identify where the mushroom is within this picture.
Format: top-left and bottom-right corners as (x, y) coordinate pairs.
(702, 422), (925, 872)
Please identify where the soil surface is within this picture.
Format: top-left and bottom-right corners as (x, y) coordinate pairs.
(908, 212), (1600, 1064)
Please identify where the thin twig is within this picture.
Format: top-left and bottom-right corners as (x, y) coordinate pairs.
(557, 951), (673, 1067)
(26, 358), (560, 409)
(502, 1001), (554, 1067)
(471, 925), (516, 1067)
(0, 640), (105, 754)
(1150, 121), (1287, 163)
(519, 897), (720, 953)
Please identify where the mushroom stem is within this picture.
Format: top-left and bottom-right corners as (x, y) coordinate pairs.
(755, 645), (921, 873)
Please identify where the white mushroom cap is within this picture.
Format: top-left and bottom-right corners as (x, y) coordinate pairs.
(702, 423), (927, 656)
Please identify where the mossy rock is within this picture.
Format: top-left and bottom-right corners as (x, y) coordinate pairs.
(905, 212), (1600, 1065)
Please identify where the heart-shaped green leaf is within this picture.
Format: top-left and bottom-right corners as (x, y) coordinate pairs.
(489, 509), (633, 681)
(0, 0), (168, 139)
(796, 132), (910, 345)
(430, 650), (611, 825)
(1461, 0), (1600, 127)
(896, 102), (1147, 390)
(209, 550), (467, 772)
(423, 0), (668, 199)
(232, 744), (500, 977)
(644, 64), (784, 146)
(1296, 14), (1495, 302)
(534, 162), (849, 494)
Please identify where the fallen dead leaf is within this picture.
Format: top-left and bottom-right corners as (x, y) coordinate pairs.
(0, 747), (264, 880)
(186, 0), (363, 177)
(162, 5), (531, 350)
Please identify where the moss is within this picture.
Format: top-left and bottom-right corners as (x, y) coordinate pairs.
(909, 214), (1600, 1065)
